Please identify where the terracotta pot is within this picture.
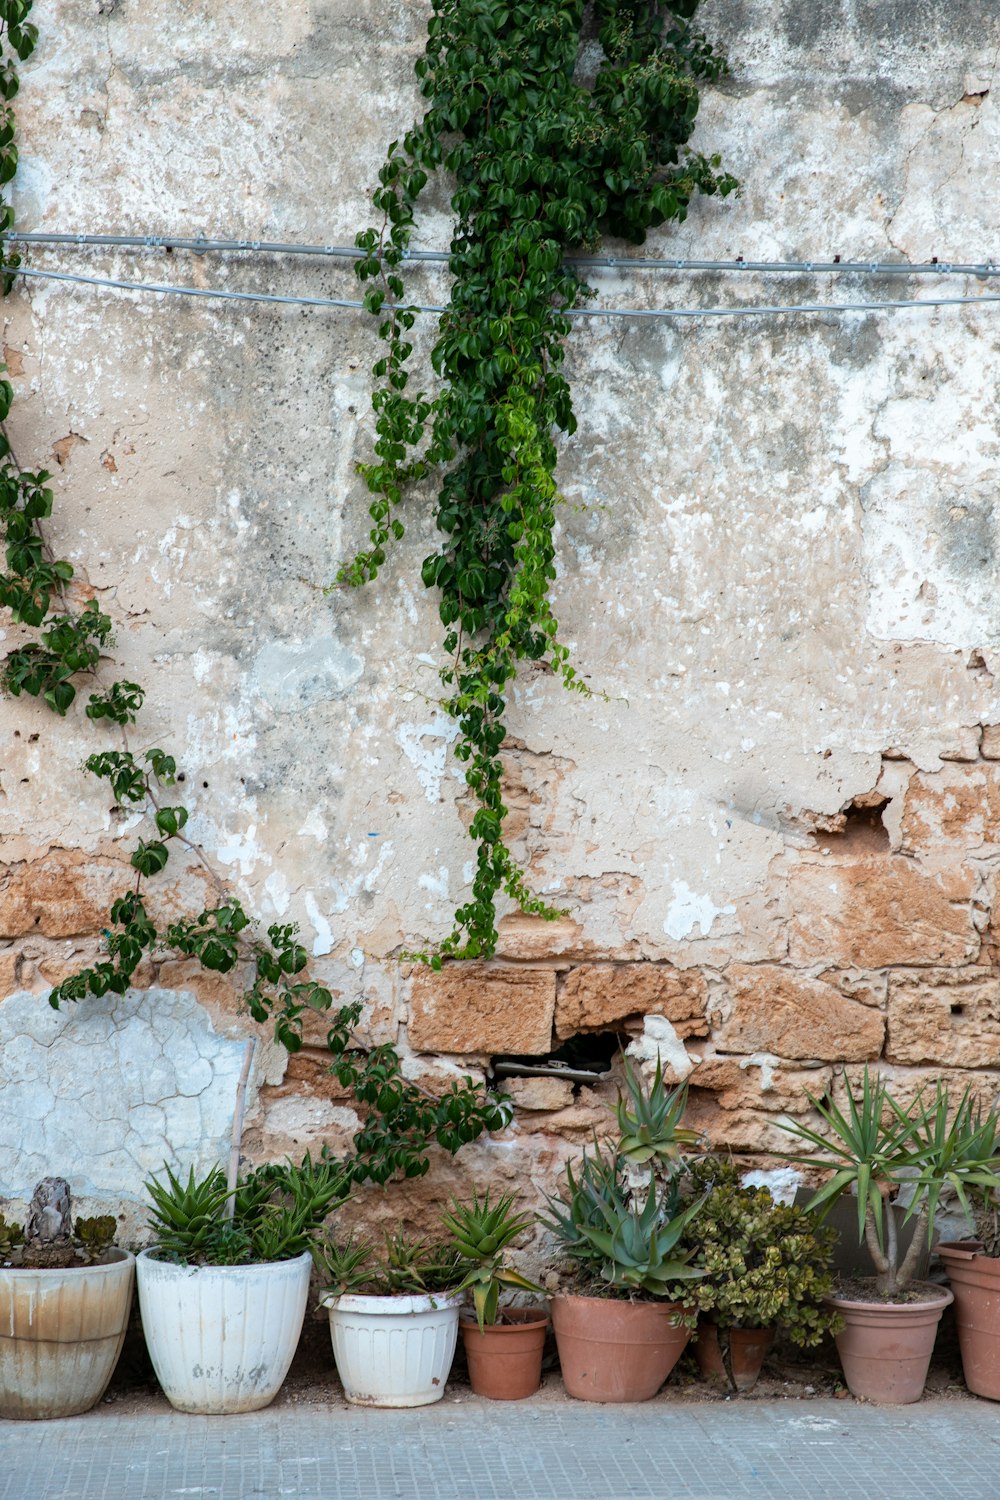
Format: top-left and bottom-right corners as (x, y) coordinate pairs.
(938, 1241), (1000, 1401)
(694, 1322), (771, 1392)
(551, 1293), (690, 1403)
(460, 1305), (549, 1400)
(0, 1250), (135, 1420)
(826, 1282), (953, 1404)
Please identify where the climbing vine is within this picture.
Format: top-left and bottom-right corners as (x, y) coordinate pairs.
(0, 0), (735, 1166)
(0, 0), (508, 1183)
(339, 0), (736, 960)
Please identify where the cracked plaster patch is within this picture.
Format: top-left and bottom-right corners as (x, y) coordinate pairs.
(0, 988), (250, 1200)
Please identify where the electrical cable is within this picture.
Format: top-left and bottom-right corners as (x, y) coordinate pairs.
(6, 231), (999, 280)
(13, 263), (1000, 322)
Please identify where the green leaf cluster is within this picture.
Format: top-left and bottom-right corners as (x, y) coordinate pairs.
(778, 1068), (1000, 1296)
(313, 1229), (467, 1299)
(337, 0), (736, 960)
(681, 1158), (839, 1346)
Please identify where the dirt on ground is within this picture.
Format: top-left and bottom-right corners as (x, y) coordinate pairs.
(99, 1303), (977, 1415)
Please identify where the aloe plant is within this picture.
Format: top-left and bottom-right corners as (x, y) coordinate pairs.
(146, 1152), (352, 1266)
(441, 1190), (543, 1330)
(313, 1230), (466, 1298)
(615, 1057), (702, 1170)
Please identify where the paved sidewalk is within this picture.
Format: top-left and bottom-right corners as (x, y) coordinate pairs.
(2, 1398), (999, 1500)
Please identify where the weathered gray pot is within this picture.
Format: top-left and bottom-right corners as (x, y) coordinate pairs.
(0, 1250), (135, 1419)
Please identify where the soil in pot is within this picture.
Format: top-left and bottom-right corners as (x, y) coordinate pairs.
(694, 1323), (771, 1393)
(551, 1293), (690, 1403)
(460, 1305), (549, 1400)
(826, 1281), (954, 1404)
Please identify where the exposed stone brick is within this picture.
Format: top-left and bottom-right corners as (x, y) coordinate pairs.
(0, 947), (20, 998)
(900, 765), (1000, 854)
(840, 1063), (1000, 1116)
(0, 850), (130, 939)
(555, 963), (707, 1040)
(684, 1091), (801, 1155)
(502, 1076), (575, 1112)
(712, 965), (884, 1061)
(787, 861), (977, 968)
(689, 1054), (831, 1115)
(495, 913), (583, 962)
(981, 724), (1000, 760)
(886, 970), (1000, 1068)
(409, 964), (555, 1055)
(157, 957), (242, 1014)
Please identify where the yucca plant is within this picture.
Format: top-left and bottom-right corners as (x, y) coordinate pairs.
(778, 1069), (1000, 1296)
(441, 1190), (543, 1330)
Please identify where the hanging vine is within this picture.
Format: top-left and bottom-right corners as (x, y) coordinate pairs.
(0, 0), (735, 1141)
(339, 0), (735, 962)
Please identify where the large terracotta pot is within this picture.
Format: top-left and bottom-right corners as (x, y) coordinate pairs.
(937, 1241), (1000, 1401)
(0, 1251), (135, 1420)
(136, 1248), (311, 1414)
(551, 1293), (690, 1403)
(826, 1283), (953, 1404)
(694, 1322), (771, 1392)
(460, 1305), (549, 1400)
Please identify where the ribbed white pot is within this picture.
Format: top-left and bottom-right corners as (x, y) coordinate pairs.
(136, 1248), (311, 1414)
(325, 1291), (461, 1407)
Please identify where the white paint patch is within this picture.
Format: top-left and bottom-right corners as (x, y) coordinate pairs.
(0, 989), (248, 1200)
(297, 809), (328, 840)
(418, 866), (450, 902)
(214, 822), (269, 877)
(625, 1015), (692, 1080)
(304, 891), (333, 956)
(263, 870), (290, 916)
(397, 712), (459, 802)
(738, 1052), (780, 1091)
(663, 881), (735, 940)
(741, 1165), (803, 1205)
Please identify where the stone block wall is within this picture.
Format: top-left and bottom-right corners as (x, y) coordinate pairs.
(2, 0), (1000, 1232)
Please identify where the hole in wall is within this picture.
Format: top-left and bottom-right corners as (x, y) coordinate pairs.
(491, 1028), (626, 1084)
(812, 795), (890, 854)
(950, 1003), (966, 1018)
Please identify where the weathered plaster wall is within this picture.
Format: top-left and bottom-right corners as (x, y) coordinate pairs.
(3, 0), (1000, 1231)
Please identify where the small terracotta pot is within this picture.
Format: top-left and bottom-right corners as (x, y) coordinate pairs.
(551, 1293), (690, 1403)
(695, 1322), (771, 1392)
(826, 1282), (953, 1404)
(459, 1305), (549, 1400)
(938, 1242), (1000, 1401)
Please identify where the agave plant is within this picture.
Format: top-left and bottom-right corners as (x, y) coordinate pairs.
(313, 1229), (466, 1299)
(441, 1190), (543, 1330)
(544, 1141), (706, 1298)
(615, 1056), (702, 1172)
(778, 1068), (1000, 1296)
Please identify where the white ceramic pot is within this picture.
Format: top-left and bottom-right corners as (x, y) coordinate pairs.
(0, 1250), (135, 1420)
(136, 1248), (311, 1414)
(325, 1291), (461, 1407)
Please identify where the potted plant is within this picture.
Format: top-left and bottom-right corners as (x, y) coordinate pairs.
(932, 1174), (1000, 1401)
(778, 1069), (1000, 1404)
(541, 1057), (707, 1403)
(681, 1158), (840, 1392)
(0, 1176), (135, 1420)
(136, 1151), (351, 1414)
(315, 1230), (467, 1407)
(442, 1190), (547, 1400)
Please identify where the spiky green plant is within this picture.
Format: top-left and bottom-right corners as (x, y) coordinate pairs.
(441, 1190), (543, 1330)
(778, 1069), (1000, 1296)
(615, 1057), (702, 1171)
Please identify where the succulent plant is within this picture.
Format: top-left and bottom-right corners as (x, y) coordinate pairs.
(74, 1215), (117, 1254)
(615, 1056), (702, 1171)
(0, 1212), (24, 1259)
(441, 1190), (543, 1329)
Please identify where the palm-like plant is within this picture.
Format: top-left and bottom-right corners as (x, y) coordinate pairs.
(779, 1069), (1000, 1296)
